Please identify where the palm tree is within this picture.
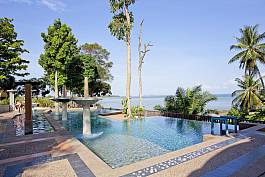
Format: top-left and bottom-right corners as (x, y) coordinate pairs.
(232, 75), (263, 113)
(229, 25), (265, 89)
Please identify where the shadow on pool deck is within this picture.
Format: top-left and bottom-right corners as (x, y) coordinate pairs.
(187, 133), (265, 177)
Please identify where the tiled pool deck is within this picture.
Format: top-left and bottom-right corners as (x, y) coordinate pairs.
(1, 111), (265, 177)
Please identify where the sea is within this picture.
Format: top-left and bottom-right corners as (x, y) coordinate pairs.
(99, 94), (233, 111)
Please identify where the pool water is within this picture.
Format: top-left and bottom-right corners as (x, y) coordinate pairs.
(55, 111), (223, 168)
(15, 112), (54, 136)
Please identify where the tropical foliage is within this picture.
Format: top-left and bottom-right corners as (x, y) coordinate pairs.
(131, 105), (144, 118)
(229, 25), (265, 117)
(0, 18), (29, 81)
(155, 85), (217, 115)
(232, 75), (263, 113)
(121, 97), (129, 117)
(229, 25), (265, 89)
(32, 97), (54, 107)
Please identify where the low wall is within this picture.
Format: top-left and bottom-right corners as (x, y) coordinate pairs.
(0, 105), (10, 113)
(145, 110), (213, 122)
(239, 122), (257, 130)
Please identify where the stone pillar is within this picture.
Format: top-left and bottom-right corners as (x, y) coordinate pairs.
(84, 77), (89, 97)
(83, 105), (91, 135)
(54, 70), (59, 115)
(25, 83), (33, 134)
(7, 90), (15, 111)
(62, 86), (68, 121)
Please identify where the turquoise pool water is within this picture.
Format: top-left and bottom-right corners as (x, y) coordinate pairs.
(55, 112), (220, 168)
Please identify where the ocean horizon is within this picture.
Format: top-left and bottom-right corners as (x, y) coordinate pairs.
(99, 94), (233, 111)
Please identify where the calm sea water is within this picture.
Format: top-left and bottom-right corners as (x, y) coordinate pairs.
(99, 94), (233, 111)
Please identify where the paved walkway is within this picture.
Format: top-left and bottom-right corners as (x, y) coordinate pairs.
(0, 111), (95, 177)
(202, 144), (265, 177)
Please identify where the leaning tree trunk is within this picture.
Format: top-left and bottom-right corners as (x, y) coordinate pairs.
(84, 76), (89, 97)
(125, 5), (132, 118)
(256, 68), (265, 91)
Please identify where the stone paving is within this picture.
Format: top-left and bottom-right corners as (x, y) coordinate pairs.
(121, 137), (243, 177)
(3, 153), (95, 177)
(0, 111), (95, 177)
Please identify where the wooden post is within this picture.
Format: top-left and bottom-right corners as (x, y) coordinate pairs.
(220, 121), (223, 135)
(225, 119), (229, 136)
(25, 83), (33, 134)
(234, 118), (238, 133)
(211, 118), (214, 135)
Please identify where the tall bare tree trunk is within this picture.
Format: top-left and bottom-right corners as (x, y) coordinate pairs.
(138, 21), (143, 108)
(125, 5), (132, 118)
(138, 67), (142, 107)
(54, 70), (59, 114)
(84, 76), (89, 97)
(138, 20), (151, 109)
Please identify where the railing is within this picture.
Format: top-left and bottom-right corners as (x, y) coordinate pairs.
(145, 110), (265, 125)
(145, 110), (213, 122)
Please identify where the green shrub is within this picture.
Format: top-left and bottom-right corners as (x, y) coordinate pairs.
(32, 97), (54, 107)
(121, 97), (128, 117)
(154, 104), (163, 111)
(131, 105), (145, 118)
(227, 106), (242, 119)
(0, 98), (9, 105)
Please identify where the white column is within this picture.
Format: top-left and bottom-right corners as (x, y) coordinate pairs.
(83, 105), (91, 135)
(9, 91), (15, 111)
(62, 86), (68, 121)
(54, 70), (59, 115)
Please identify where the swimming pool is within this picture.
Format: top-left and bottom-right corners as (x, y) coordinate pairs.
(54, 111), (223, 168)
(15, 112), (54, 136)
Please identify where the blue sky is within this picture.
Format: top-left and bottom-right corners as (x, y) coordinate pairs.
(1, 0), (265, 96)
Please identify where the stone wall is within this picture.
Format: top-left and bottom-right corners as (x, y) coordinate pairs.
(0, 105), (10, 113)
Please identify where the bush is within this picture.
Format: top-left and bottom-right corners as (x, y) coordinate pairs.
(32, 97), (54, 107)
(121, 97), (128, 117)
(0, 98), (9, 105)
(154, 104), (163, 111)
(227, 106), (242, 119)
(131, 105), (145, 118)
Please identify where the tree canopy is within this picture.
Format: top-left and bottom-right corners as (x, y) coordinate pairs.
(81, 43), (113, 81)
(67, 43), (113, 96)
(39, 19), (79, 89)
(0, 17), (29, 82)
(108, 0), (135, 42)
(16, 77), (50, 97)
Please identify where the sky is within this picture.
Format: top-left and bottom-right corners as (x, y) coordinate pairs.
(1, 0), (265, 96)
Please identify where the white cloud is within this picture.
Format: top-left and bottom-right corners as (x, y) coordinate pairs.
(1, 0), (66, 11)
(38, 0), (66, 11)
